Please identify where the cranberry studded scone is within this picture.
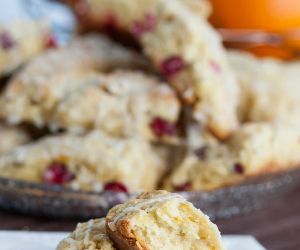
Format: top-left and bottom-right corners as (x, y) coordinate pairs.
(78, 0), (239, 139)
(56, 218), (115, 250)
(46, 70), (180, 141)
(0, 68), (180, 141)
(0, 131), (166, 192)
(64, 0), (212, 33)
(0, 34), (149, 126)
(229, 50), (300, 125)
(165, 123), (300, 191)
(0, 20), (53, 77)
(0, 123), (30, 155)
(106, 190), (224, 250)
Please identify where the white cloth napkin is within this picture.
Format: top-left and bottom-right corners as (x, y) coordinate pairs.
(0, 231), (265, 250)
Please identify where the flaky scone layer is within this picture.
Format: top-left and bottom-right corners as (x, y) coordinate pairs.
(106, 190), (224, 250)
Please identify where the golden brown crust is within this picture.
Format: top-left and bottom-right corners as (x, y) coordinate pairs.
(107, 220), (144, 250)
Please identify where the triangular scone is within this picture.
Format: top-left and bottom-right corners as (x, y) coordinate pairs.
(47, 71), (180, 141)
(0, 69), (180, 142)
(165, 123), (300, 191)
(56, 218), (115, 250)
(0, 34), (147, 124)
(76, 0), (239, 139)
(106, 190), (224, 250)
(0, 19), (51, 77)
(0, 123), (30, 155)
(229, 50), (300, 126)
(0, 131), (166, 192)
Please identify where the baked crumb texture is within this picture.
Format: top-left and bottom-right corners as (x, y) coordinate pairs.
(56, 218), (115, 250)
(0, 34), (180, 142)
(57, 191), (224, 250)
(0, 123), (30, 155)
(0, 131), (166, 192)
(165, 123), (300, 191)
(66, 0), (239, 139)
(229, 50), (300, 126)
(0, 19), (51, 77)
(106, 190), (224, 250)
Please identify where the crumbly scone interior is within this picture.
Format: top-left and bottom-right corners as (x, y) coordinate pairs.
(56, 218), (115, 250)
(106, 191), (224, 250)
(141, 0), (239, 139)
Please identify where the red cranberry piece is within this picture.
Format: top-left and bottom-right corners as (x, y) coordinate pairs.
(43, 162), (75, 184)
(131, 14), (156, 37)
(161, 56), (185, 77)
(0, 32), (15, 50)
(234, 163), (244, 174)
(174, 182), (191, 192)
(102, 13), (118, 35)
(210, 60), (221, 73)
(194, 146), (208, 160)
(45, 34), (57, 48)
(104, 181), (128, 193)
(150, 117), (177, 137)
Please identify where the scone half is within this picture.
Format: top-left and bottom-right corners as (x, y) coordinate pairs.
(106, 190), (224, 250)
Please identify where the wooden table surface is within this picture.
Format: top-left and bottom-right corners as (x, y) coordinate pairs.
(1, 186), (300, 250)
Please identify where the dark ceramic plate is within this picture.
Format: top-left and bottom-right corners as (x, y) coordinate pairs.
(0, 168), (299, 220)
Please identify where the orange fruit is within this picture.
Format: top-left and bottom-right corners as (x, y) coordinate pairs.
(210, 0), (300, 59)
(210, 0), (300, 32)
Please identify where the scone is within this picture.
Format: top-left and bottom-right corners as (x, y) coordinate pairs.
(0, 34), (149, 126)
(0, 69), (180, 142)
(106, 190), (224, 250)
(165, 123), (300, 191)
(52, 71), (180, 141)
(65, 1), (240, 139)
(0, 123), (30, 155)
(0, 19), (52, 77)
(64, 0), (212, 32)
(56, 218), (115, 250)
(74, 0), (239, 139)
(229, 50), (300, 126)
(0, 131), (166, 192)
